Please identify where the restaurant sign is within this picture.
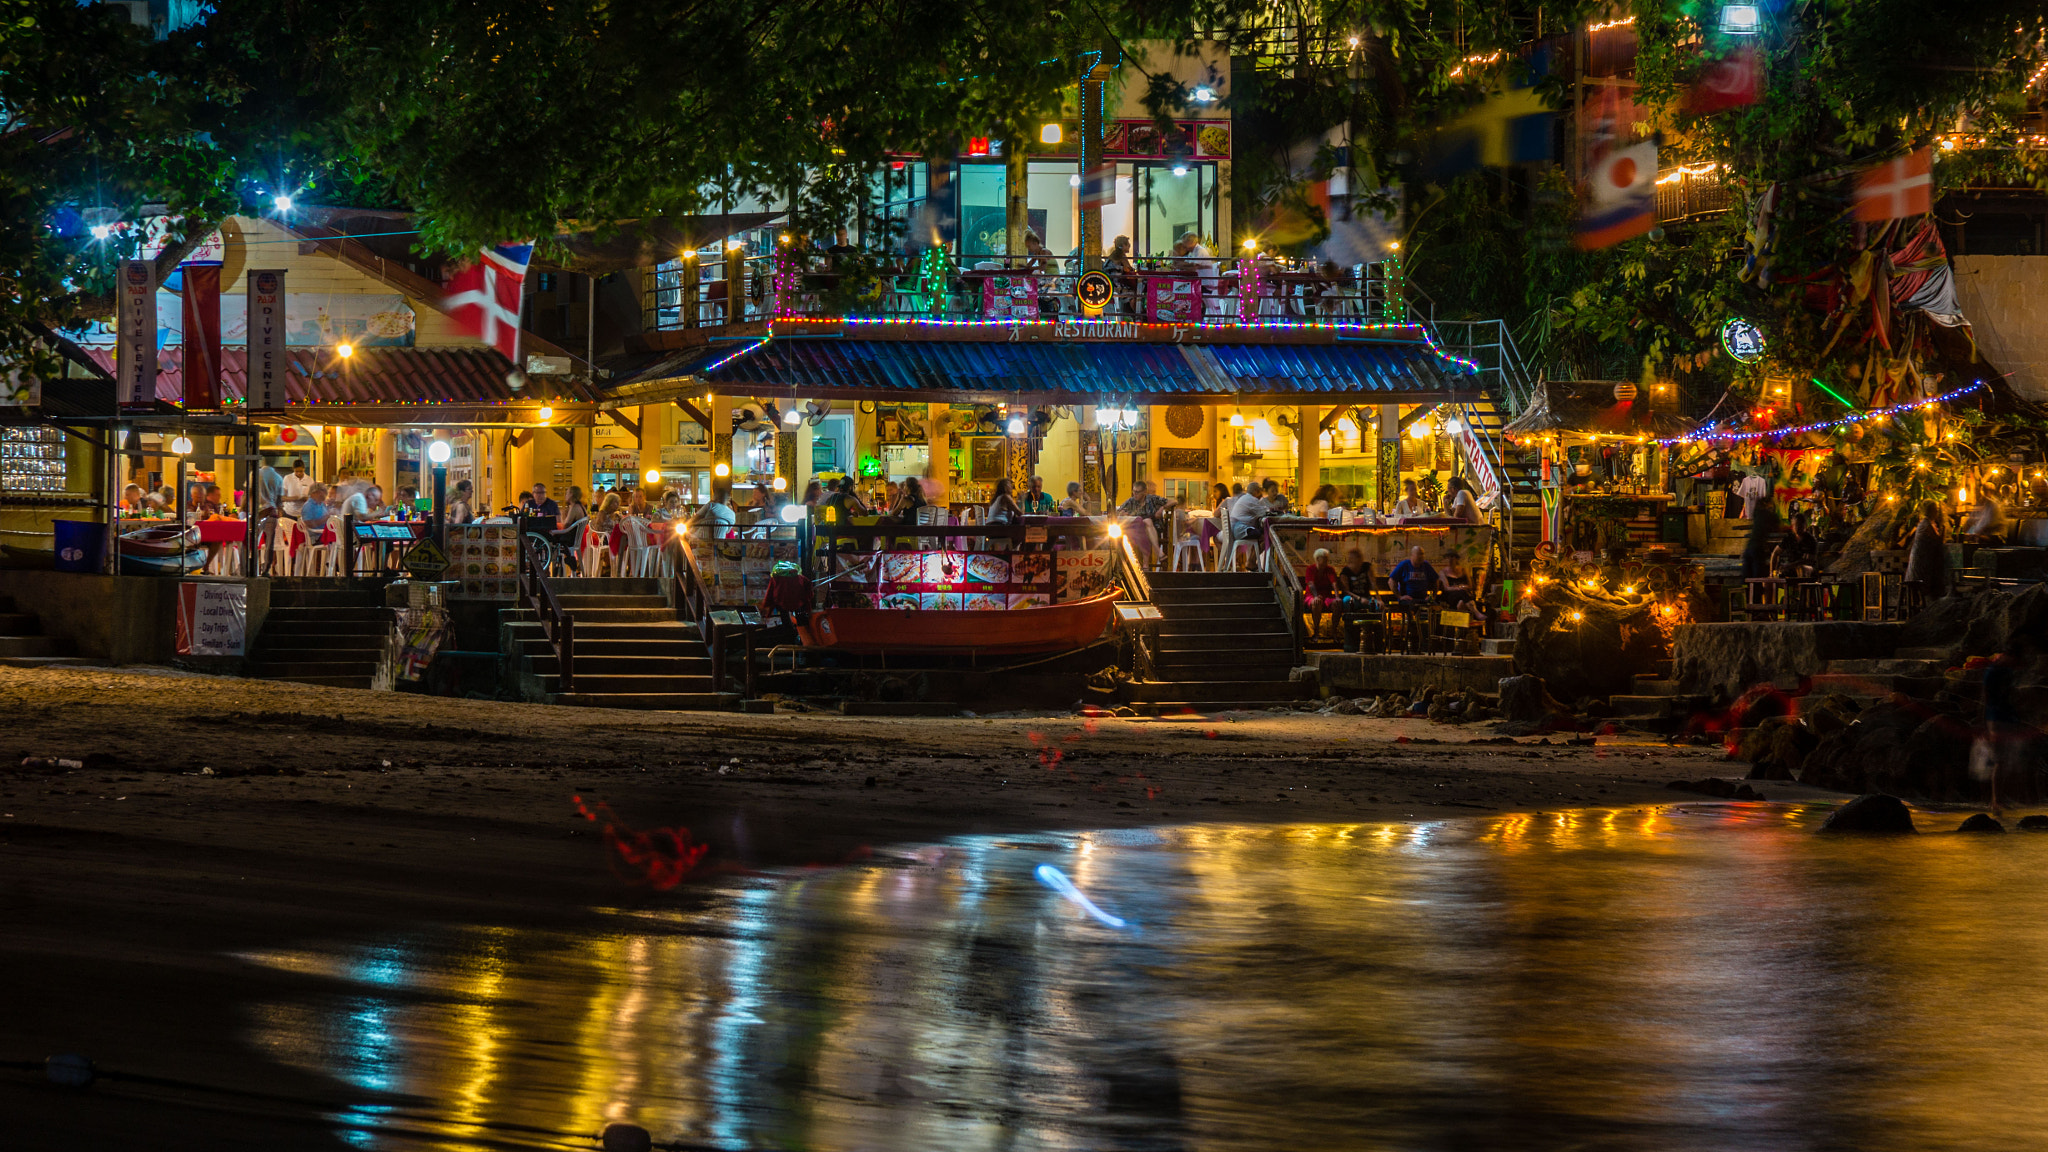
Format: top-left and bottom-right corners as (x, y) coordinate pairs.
(118, 259), (156, 410)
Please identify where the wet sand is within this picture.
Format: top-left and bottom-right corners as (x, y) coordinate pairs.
(0, 664), (1844, 1148)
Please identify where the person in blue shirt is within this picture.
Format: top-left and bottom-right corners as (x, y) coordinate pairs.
(1387, 545), (1440, 601)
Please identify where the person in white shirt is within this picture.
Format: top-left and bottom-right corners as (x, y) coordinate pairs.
(280, 458), (313, 517)
(341, 484), (379, 521)
(1444, 476), (1484, 524)
(1392, 479), (1429, 519)
(1226, 484), (1271, 550)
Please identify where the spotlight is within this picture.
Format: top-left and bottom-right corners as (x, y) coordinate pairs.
(335, 342), (353, 358)
(272, 194), (293, 212)
(537, 405), (554, 421)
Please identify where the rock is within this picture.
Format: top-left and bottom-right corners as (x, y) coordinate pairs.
(1498, 674), (1574, 725)
(1819, 794), (1916, 833)
(1740, 715), (1818, 781)
(601, 1124), (653, 1152)
(1289, 665), (1320, 685)
(1956, 813), (2006, 833)
(1671, 622), (1903, 700)
(1512, 585), (1663, 701)
(1665, 778), (1767, 800)
(2018, 815), (2048, 831)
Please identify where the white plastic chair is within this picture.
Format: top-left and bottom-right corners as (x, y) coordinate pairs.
(1227, 537), (1263, 572)
(1170, 513), (1207, 572)
(578, 523), (610, 577)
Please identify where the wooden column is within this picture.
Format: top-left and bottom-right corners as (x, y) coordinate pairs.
(1297, 405), (1321, 503)
(1006, 140), (1030, 256)
(1078, 57), (1112, 271)
(1377, 404), (1401, 512)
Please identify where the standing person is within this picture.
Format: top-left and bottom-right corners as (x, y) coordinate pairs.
(1021, 475), (1056, 516)
(1741, 496), (1782, 582)
(1444, 476), (1483, 524)
(1392, 479), (1429, 519)
(1771, 511), (1819, 578)
(446, 480), (475, 526)
(280, 458), (312, 518)
(1388, 545), (1441, 602)
(1903, 500), (1947, 612)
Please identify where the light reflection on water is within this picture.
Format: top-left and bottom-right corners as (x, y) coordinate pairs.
(236, 804), (2048, 1151)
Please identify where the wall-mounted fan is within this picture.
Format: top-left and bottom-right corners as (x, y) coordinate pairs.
(800, 399), (832, 426)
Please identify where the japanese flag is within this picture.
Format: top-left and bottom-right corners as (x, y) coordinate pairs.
(1576, 139), (1657, 249)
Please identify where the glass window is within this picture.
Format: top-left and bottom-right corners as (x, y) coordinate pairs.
(958, 163), (1007, 256)
(1137, 162), (1216, 254)
(865, 162), (929, 250)
(1025, 161), (1078, 262)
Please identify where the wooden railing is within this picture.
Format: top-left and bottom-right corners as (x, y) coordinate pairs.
(519, 532), (575, 692)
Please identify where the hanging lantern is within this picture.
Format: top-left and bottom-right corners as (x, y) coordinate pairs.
(1613, 381), (1638, 402)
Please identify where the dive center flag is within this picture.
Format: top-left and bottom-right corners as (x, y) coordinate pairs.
(444, 242), (533, 361)
(1852, 148), (1932, 222)
(1575, 138), (1657, 249)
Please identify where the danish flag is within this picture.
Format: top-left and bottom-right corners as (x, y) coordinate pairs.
(1852, 148), (1932, 222)
(444, 242), (533, 360)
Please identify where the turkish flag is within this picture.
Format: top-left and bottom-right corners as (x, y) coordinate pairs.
(1688, 47), (1761, 115)
(1853, 148), (1932, 222)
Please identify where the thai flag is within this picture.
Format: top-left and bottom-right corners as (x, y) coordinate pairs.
(444, 242), (533, 361)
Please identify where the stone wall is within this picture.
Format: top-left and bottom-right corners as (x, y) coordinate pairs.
(1308, 652), (1514, 696)
(1671, 621), (1902, 698)
(0, 571), (269, 667)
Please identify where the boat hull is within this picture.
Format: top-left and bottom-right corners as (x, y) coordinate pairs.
(799, 589), (1120, 655)
(119, 525), (201, 557)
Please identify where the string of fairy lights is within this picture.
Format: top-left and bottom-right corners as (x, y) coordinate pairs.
(1649, 381), (1986, 446)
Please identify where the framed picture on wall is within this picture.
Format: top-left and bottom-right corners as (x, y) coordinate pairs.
(1158, 446), (1210, 473)
(969, 438), (1008, 482)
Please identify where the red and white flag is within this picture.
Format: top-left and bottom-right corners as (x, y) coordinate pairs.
(1575, 138), (1657, 249)
(1853, 148), (1932, 222)
(1688, 46), (1761, 115)
(444, 242), (533, 361)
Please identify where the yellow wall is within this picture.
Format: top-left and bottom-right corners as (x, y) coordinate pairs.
(1953, 255), (2048, 403)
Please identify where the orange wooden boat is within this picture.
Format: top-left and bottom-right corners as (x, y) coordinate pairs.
(799, 588), (1122, 655)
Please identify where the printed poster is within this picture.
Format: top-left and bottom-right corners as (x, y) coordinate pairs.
(174, 581), (246, 655)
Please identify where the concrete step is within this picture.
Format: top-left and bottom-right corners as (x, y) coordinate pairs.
(1120, 679), (1314, 704)
(516, 637), (706, 658)
(1609, 694), (1677, 717)
(1894, 646), (1950, 662)
(263, 605), (392, 622)
(1147, 571), (1270, 588)
(543, 577), (665, 596)
(262, 619), (389, 637)
(550, 692), (739, 711)
(1153, 603), (1288, 621)
(527, 655), (712, 676)
(504, 623), (702, 644)
(500, 606), (678, 624)
(1154, 631), (1293, 652)
(0, 611), (42, 635)
(0, 635), (67, 658)
(1156, 617), (1293, 637)
(1150, 587), (1279, 605)
(1153, 650), (1296, 674)
(1480, 637), (1515, 656)
(539, 674), (718, 694)
(254, 659), (380, 678)
(553, 594), (670, 610)
(1630, 677), (1684, 696)
(256, 631), (388, 651)
(259, 647), (383, 665)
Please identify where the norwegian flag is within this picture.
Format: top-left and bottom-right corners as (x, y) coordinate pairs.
(1853, 148), (1932, 222)
(444, 242), (533, 361)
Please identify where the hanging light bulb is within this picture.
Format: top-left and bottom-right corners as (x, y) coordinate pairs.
(1006, 414), (1026, 436)
(773, 476), (788, 491)
(537, 405), (554, 421)
(335, 342), (353, 358)
(644, 468), (661, 484)
(714, 462), (731, 477)
(1229, 412), (1246, 428)
(782, 406), (801, 425)
(169, 435), (193, 456)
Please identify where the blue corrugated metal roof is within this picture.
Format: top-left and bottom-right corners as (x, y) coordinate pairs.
(686, 337), (1470, 396)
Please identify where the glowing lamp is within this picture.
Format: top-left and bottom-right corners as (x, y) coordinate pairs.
(1408, 420), (1431, 440)
(779, 503), (803, 523)
(169, 435), (193, 456)
(782, 407), (801, 425)
(1191, 85), (1217, 104)
(537, 405), (553, 421)
(1040, 123), (1063, 145)
(1006, 415), (1026, 436)
(1242, 238), (1259, 252)
(1229, 412), (1246, 428)
(1106, 523), (1124, 539)
(90, 224), (112, 241)
(713, 462), (730, 477)
(1569, 610), (1584, 622)
(772, 476), (788, 491)
(1171, 164), (1190, 177)
(644, 468), (661, 484)
(426, 440), (451, 464)
(1718, 3), (1763, 34)
(272, 194), (293, 212)
(335, 342), (353, 358)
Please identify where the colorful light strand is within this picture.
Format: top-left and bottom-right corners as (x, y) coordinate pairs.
(1653, 382), (1984, 446)
(699, 337), (772, 376)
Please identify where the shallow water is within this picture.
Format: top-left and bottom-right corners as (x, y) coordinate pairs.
(234, 804), (2048, 1151)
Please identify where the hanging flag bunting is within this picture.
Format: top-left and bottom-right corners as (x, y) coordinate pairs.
(1852, 148), (1932, 222)
(444, 242), (533, 361)
(1576, 138), (1658, 248)
(1687, 46), (1762, 114)
(180, 262), (222, 412)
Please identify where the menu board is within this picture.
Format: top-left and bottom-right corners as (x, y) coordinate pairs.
(685, 535), (800, 608)
(981, 274), (1040, 321)
(1143, 276), (1200, 323)
(825, 547), (1114, 610)
(448, 523), (522, 599)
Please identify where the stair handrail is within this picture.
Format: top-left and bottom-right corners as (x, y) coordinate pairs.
(1264, 524), (1306, 665)
(518, 532), (575, 692)
(1111, 532), (1157, 682)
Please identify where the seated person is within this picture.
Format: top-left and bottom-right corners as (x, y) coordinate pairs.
(1771, 511), (1820, 578)
(300, 484), (331, 533)
(1055, 481), (1086, 516)
(1020, 476), (1057, 516)
(1338, 553), (1375, 604)
(1439, 555), (1478, 614)
(1302, 548), (1343, 638)
(119, 483), (144, 513)
(1388, 545), (1441, 602)
(1392, 479), (1429, 519)
(192, 484), (226, 519)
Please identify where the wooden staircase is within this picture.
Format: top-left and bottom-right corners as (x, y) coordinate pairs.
(249, 583), (391, 689)
(1457, 396), (1543, 561)
(1118, 571), (1313, 710)
(501, 577), (737, 710)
